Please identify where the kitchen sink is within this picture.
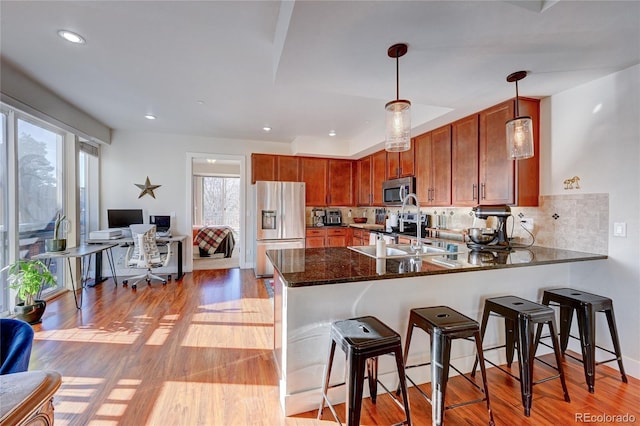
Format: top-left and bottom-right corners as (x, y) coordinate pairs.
(348, 244), (451, 259)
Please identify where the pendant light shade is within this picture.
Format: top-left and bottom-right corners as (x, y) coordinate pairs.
(385, 44), (411, 152)
(506, 71), (534, 160)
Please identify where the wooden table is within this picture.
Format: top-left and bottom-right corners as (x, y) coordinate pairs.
(0, 370), (62, 426)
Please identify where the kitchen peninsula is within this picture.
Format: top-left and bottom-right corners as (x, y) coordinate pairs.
(267, 245), (607, 416)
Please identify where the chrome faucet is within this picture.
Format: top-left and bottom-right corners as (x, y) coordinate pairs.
(400, 192), (422, 252)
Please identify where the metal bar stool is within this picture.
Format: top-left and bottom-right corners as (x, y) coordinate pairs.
(472, 295), (570, 416)
(400, 306), (494, 426)
(318, 315), (411, 426)
(536, 288), (627, 393)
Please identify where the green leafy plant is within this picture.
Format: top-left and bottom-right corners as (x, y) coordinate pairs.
(3, 259), (57, 306)
(53, 213), (67, 240)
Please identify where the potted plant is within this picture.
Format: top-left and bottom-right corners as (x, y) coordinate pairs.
(45, 213), (67, 252)
(3, 259), (57, 324)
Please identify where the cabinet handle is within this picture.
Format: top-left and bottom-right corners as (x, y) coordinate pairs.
(481, 183), (486, 200)
(472, 184), (477, 200)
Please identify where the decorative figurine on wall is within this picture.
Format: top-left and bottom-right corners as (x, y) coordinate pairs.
(135, 176), (161, 198)
(563, 176), (581, 190)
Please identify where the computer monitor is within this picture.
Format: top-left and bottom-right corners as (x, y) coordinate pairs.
(150, 215), (171, 233)
(107, 209), (144, 229)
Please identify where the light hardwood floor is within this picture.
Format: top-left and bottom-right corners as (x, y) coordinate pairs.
(29, 269), (639, 425)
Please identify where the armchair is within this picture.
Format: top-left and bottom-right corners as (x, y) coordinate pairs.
(0, 318), (34, 375)
(122, 224), (171, 289)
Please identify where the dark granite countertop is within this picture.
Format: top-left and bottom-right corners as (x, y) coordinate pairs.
(266, 246), (607, 288)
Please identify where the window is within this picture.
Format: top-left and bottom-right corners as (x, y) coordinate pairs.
(79, 142), (99, 244)
(17, 117), (65, 296)
(194, 176), (240, 233)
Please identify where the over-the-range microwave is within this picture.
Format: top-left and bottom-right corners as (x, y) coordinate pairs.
(382, 176), (415, 206)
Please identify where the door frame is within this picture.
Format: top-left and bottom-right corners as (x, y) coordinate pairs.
(185, 152), (246, 270)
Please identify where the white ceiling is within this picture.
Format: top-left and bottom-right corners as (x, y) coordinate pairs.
(1, 1), (638, 156)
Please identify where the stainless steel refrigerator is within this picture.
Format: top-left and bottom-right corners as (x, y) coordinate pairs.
(254, 181), (306, 277)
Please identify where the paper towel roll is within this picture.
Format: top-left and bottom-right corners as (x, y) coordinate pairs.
(389, 213), (399, 228)
(376, 258), (386, 275)
(376, 236), (386, 258)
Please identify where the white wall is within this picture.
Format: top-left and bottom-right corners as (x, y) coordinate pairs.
(540, 64), (640, 377)
(100, 130), (293, 269)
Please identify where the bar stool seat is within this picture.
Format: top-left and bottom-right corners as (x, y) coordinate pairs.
(318, 315), (411, 425)
(401, 306), (494, 426)
(538, 288), (627, 393)
(472, 296), (570, 416)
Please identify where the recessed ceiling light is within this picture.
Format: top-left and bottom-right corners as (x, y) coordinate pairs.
(196, 100), (205, 105)
(329, 130), (337, 137)
(263, 126), (272, 132)
(57, 30), (85, 44)
(144, 114), (156, 120)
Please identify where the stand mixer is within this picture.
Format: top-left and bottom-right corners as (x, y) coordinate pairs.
(467, 205), (512, 250)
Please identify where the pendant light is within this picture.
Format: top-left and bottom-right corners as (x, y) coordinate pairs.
(506, 70), (534, 160)
(385, 43), (411, 152)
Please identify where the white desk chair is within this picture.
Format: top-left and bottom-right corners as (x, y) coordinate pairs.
(123, 224), (171, 289)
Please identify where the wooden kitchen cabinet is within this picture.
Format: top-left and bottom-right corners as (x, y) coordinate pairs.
(277, 155), (300, 181)
(327, 159), (354, 206)
(357, 156), (372, 205)
(387, 140), (415, 178)
(415, 125), (452, 206)
(300, 157), (328, 206)
(306, 228), (326, 248)
(356, 150), (386, 206)
(451, 98), (539, 207)
(351, 228), (371, 246)
(306, 227), (351, 247)
(479, 100), (515, 205)
(371, 150), (387, 205)
(326, 227), (349, 247)
(451, 114), (480, 206)
(251, 153), (276, 183)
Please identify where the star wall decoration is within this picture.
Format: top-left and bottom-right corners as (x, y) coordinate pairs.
(135, 176), (161, 199)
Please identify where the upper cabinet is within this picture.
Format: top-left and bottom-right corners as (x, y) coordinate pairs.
(300, 157), (328, 206)
(251, 153), (299, 183)
(356, 156), (372, 206)
(387, 141), (415, 178)
(327, 159), (354, 206)
(371, 150), (387, 205)
(251, 153), (276, 183)
(415, 125), (452, 206)
(299, 157), (354, 206)
(251, 98), (539, 207)
(451, 98), (540, 207)
(356, 150), (386, 206)
(277, 156), (300, 181)
(451, 114), (480, 206)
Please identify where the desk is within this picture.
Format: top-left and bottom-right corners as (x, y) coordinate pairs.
(34, 243), (118, 309)
(87, 235), (187, 281)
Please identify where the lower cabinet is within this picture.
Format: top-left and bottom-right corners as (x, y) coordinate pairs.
(306, 227), (351, 248)
(351, 228), (371, 246)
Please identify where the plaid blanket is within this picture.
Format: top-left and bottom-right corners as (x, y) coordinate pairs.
(195, 227), (233, 255)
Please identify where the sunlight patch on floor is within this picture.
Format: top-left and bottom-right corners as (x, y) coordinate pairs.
(181, 323), (272, 349)
(193, 297), (273, 325)
(147, 381), (279, 424)
(35, 326), (142, 344)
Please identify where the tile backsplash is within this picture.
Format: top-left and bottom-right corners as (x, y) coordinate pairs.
(307, 193), (609, 255)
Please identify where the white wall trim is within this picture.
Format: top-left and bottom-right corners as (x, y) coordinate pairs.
(185, 152), (247, 270)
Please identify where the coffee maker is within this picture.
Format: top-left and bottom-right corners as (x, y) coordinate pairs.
(468, 205), (512, 250)
(312, 208), (325, 227)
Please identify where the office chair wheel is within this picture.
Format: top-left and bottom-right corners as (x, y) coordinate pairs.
(168, 276), (172, 281)
(122, 280), (128, 287)
(162, 280), (167, 285)
(132, 284), (137, 290)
